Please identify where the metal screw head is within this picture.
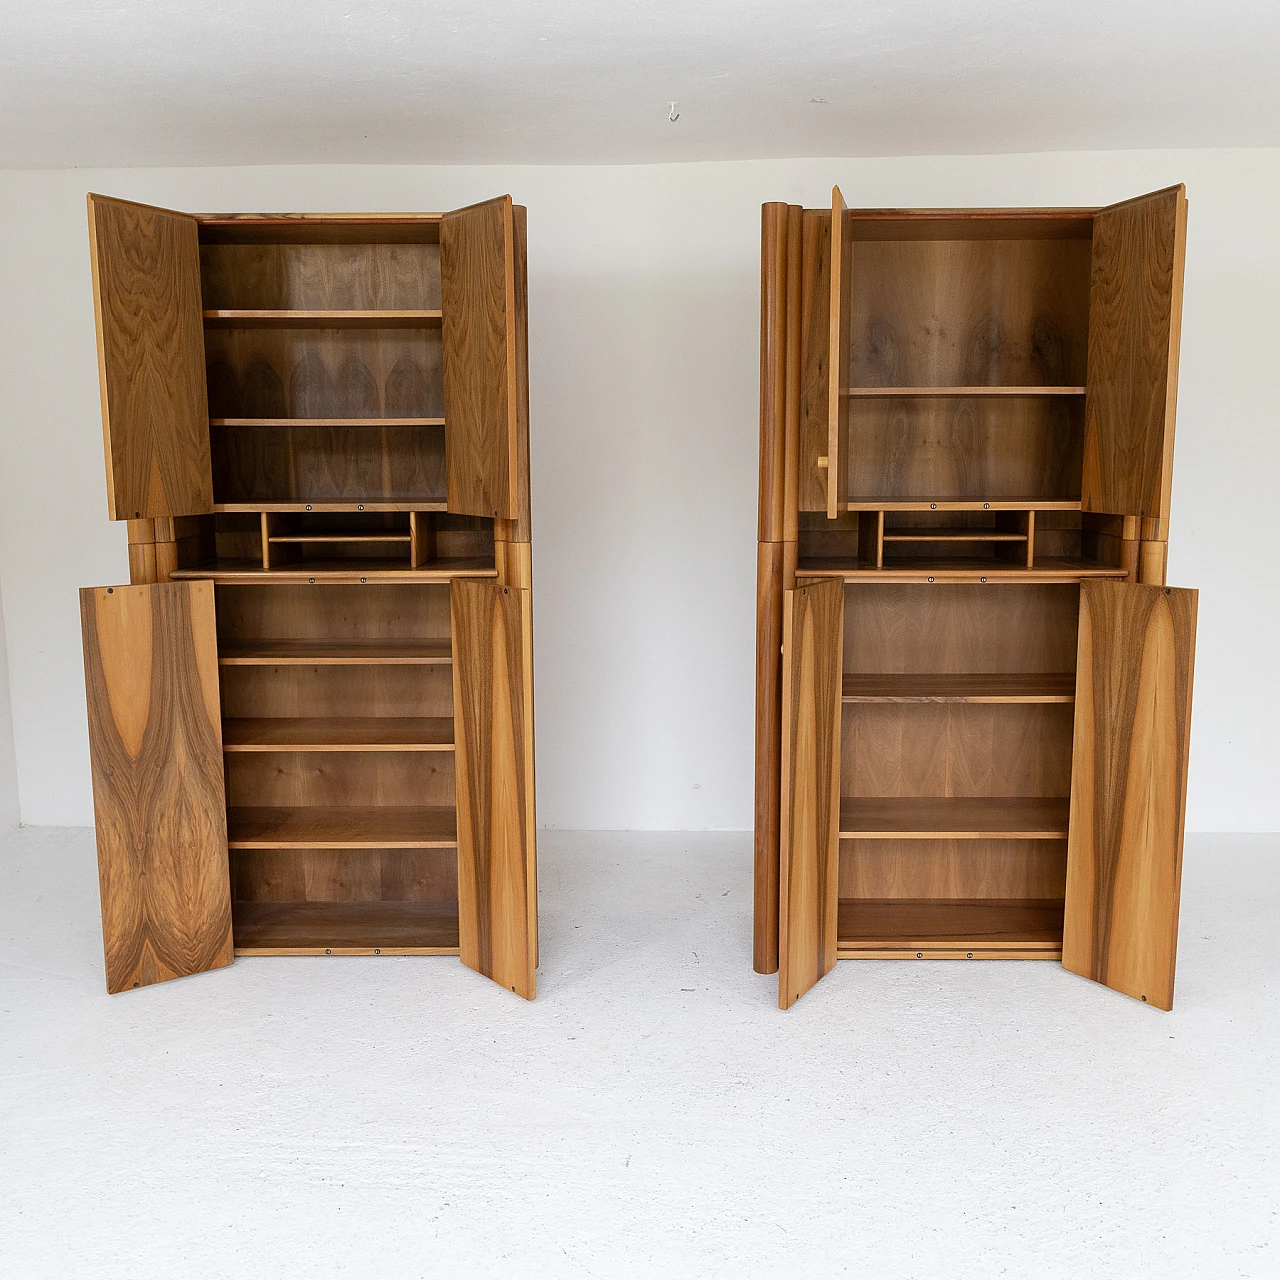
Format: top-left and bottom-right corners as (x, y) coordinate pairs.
(928, 576), (935, 583)
(306, 504), (313, 511)
(358, 504), (365, 511)
(308, 577), (315, 584)
(360, 577), (367, 584)
(325, 948), (332, 955)
(107, 587), (114, 594)
(983, 503), (990, 510)
(916, 951), (923, 958)
(374, 948), (381, 955)
(930, 502), (937, 510)
(980, 576), (988, 583)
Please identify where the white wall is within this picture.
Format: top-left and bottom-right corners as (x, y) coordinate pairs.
(0, 150), (1275, 832)
(0, 581), (17, 835)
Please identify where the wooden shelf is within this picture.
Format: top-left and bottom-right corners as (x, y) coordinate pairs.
(233, 900), (459, 955)
(882, 529), (1027, 542)
(267, 534), (411, 544)
(836, 899), (1064, 958)
(171, 556), (494, 583)
(219, 640), (452, 666)
(227, 806), (457, 849)
(203, 309), (443, 328)
(844, 499), (1081, 512)
(224, 717), (454, 752)
(839, 796), (1069, 839)
(798, 556), (1127, 582)
(210, 418), (445, 428)
(842, 673), (1076, 703)
(843, 386), (1085, 397)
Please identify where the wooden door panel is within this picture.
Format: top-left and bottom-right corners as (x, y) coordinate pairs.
(440, 195), (528, 525)
(1062, 581), (1197, 1009)
(1082, 185), (1187, 522)
(826, 186), (853, 518)
(80, 581), (232, 992)
(87, 194), (212, 520)
(450, 579), (537, 999)
(778, 578), (844, 1008)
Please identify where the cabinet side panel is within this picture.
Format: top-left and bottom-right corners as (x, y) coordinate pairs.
(1082, 186), (1187, 522)
(441, 195), (519, 521)
(87, 194), (212, 520)
(450, 580), (536, 999)
(80, 581), (231, 992)
(1062, 581), (1197, 1009)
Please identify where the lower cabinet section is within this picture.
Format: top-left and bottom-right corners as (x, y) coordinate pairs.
(769, 577), (1197, 1010)
(82, 577), (537, 996)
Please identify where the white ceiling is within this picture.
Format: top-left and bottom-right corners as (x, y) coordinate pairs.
(2, 0), (1277, 168)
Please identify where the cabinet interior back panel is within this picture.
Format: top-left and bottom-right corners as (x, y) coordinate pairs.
(200, 243), (442, 311)
(847, 238), (1093, 388)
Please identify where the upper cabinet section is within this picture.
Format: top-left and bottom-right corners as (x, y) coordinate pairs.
(1082, 185), (1188, 524)
(440, 196), (531, 534)
(87, 194), (213, 520)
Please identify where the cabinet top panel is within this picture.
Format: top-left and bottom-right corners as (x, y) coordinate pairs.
(197, 213), (443, 245)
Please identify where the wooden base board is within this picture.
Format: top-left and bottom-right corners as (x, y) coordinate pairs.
(838, 946), (1061, 960)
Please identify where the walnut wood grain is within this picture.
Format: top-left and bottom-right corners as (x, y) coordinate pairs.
(1062, 581), (1197, 1010)
(440, 195), (521, 521)
(1082, 186), (1187, 522)
(839, 839), (1067, 901)
(219, 639), (451, 665)
(450, 580), (537, 999)
(778, 579), (844, 1008)
(231, 847), (457, 904)
(87, 194), (212, 520)
(798, 207), (831, 513)
(80, 581), (232, 992)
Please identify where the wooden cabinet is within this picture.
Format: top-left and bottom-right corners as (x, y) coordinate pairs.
(80, 195), (537, 998)
(755, 186), (1197, 1010)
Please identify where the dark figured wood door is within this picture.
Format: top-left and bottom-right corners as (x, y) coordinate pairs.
(1081, 185), (1187, 524)
(86, 194), (212, 521)
(440, 195), (530, 529)
(80, 581), (232, 992)
(1062, 581), (1197, 1009)
(778, 579), (844, 1009)
(450, 579), (537, 999)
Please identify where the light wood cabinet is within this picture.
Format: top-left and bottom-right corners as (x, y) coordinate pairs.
(80, 195), (538, 998)
(754, 186), (1197, 1010)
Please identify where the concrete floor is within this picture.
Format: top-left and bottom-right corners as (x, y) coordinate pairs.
(1, 826), (1277, 1278)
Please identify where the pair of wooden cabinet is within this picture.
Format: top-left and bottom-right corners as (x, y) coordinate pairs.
(754, 185), (1197, 1009)
(80, 194), (538, 998)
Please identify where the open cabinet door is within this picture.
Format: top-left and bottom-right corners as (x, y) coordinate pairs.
(80, 581), (232, 993)
(778, 579), (844, 1008)
(440, 195), (528, 525)
(825, 186), (853, 519)
(450, 579), (537, 999)
(1082, 185), (1187, 524)
(86, 194), (212, 521)
(1062, 581), (1197, 1009)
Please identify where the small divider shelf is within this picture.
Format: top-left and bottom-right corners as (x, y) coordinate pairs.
(218, 639), (452, 666)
